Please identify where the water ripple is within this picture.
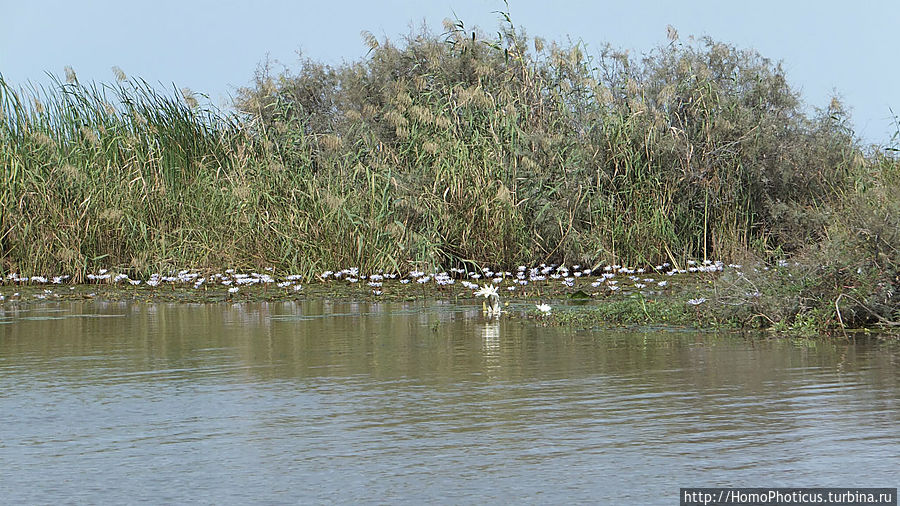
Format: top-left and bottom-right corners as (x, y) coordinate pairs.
(0, 301), (897, 504)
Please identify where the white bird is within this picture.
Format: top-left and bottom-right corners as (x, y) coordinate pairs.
(474, 283), (501, 317)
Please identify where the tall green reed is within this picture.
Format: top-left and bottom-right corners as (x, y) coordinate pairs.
(235, 16), (862, 270)
(0, 11), (874, 279)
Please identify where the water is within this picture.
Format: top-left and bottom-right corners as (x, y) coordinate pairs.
(1, 300), (897, 504)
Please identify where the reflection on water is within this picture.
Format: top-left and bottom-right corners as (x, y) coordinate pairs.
(1, 300), (898, 504)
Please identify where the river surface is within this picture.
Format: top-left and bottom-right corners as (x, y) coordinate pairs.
(1, 300), (897, 504)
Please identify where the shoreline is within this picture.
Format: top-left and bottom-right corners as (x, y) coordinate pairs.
(3, 19), (897, 341)
(1, 264), (896, 338)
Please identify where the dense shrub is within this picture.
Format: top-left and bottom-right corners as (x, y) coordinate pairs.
(235, 18), (860, 268)
(0, 11), (884, 297)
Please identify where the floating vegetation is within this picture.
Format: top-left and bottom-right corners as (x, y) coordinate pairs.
(0, 258), (896, 336)
(0, 260), (713, 300)
(0, 260), (767, 325)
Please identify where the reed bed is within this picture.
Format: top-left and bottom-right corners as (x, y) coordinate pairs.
(1, 14), (897, 331)
(233, 20), (863, 269)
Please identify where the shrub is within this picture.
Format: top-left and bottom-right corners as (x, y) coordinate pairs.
(235, 15), (861, 268)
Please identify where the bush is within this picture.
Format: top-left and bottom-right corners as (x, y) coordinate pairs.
(0, 11), (879, 286)
(235, 15), (860, 268)
(706, 151), (899, 331)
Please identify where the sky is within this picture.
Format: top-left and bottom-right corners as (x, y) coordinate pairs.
(2, 0), (898, 144)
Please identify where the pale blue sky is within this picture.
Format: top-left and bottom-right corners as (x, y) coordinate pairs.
(3, 0), (898, 144)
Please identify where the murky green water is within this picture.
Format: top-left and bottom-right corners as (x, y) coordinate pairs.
(1, 300), (897, 503)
